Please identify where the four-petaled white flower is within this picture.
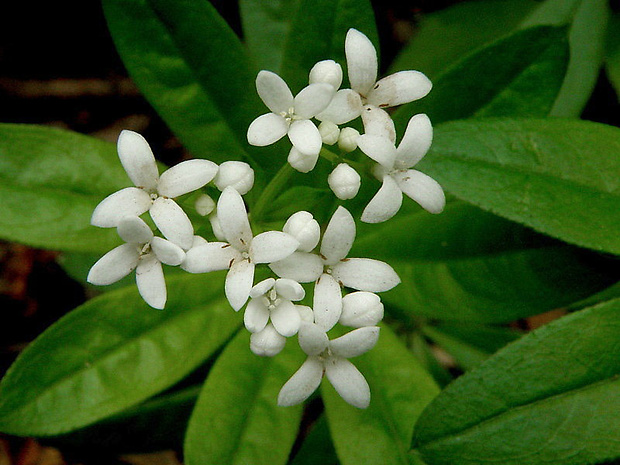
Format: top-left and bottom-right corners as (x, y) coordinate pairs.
(91, 130), (218, 250)
(182, 187), (299, 311)
(247, 71), (335, 157)
(316, 28), (432, 136)
(278, 322), (380, 409)
(87, 216), (186, 309)
(358, 114), (445, 223)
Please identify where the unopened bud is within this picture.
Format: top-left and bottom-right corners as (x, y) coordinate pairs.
(309, 60), (343, 89)
(328, 163), (361, 200)
(214, 161), (254, 194)
(194, 194), (215, 216)
(208, 211), (226, 241)
(318, 121), (340, 145)
(250, 324), (286, 357)
(337, 127), (360, 152)
(288, 147), (319, 173)
(340, 291), (384, 327)
(283, 211), (321, 252)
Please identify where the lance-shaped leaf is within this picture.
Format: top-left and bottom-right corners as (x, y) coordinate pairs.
(393, 26), (569, 128)
(605, 12), (620, 96)
(102, 0), (265, 169)
(423, 118), (620, 256)
(0, 124), (128, 253)
(323, 325), (439, 465)
(413, 298), (620, 465)
(0, 273), (240, 436)
(184, 330), (304, 465)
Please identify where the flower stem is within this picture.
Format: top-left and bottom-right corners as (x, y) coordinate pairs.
(251, 163), (294, 221)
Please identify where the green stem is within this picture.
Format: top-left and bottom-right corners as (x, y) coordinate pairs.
(251, 162), (294, 221)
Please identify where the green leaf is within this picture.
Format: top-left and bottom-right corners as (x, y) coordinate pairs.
(393, 26), (569, 128)
(389, 0), (540, 78)
(0, 124), (126, 253)
(413, 298), (620, 465)
(0, 272), (240, 436)
(239, 0), (300, 74)
(522, 0), (610, 117)
(280, 0), (378, 91)
(355, 202), (617, 323)
(424, 118), (620, 255)
(290, 415), (339, 465)
(184, 330), (304, 465)
(605, 12), (620, 96)
(323, 325), (439, 465)
(102, 0), (264, 169)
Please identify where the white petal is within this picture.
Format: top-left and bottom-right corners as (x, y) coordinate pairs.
(393, 169), (446, 214)
(357, 134), (397, 169)
(250, 231), (299, 264)
(313, 273), (342, 332)
(345, 29), (378, 96)
(189, 235), (209, 248)
(250, 323), (286, 357)
(367, 70), (432, 108)
(315, 89), (362, 124)
(116, 216), (153, 244)
(294, 83), (335, 119)
(136, 254), (166, 309)
(340, 292), (384, 328)
(87, 243), (139, 286)
(274, 278), (305, 301)
(250, 277), (276, 298)
(269, 252), (323, 283)
(309, 60), (343, 89)
(361, 175), (403, 224)
(278, 357), (324, 406)
(256, 70), (294, 114)
(91, 187), (151, 228)
(157, 159), (219, 198)
(181, 242), (239, 273)
(209, 211), (226, 241)
(287, 147), (319, 173)
(150, 197), (194, 250)
(395, 114), (433, 169)
(331, 258), (400, 292)
(247, 113), (288, 147)
(225, 258), (255, 311)
(217, 187), (253, 251)
(325, 357), (370, 409)
(320, 206), (355, 265)
(361, 106), (396, 143)
(330, 326), (380, 358)
(244, 298), (270, 333)
(151, 237), (186, 266)
(213, 161), (254, 195)
(271, 299), (302, 337)
(288, 120), (322, 156)
(117, 130), (159, 192)
(283, 211), (320, 252)
(298, 322), (329, 356)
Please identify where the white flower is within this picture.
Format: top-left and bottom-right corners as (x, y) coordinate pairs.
(245, 278), (306, 356)
(316, 29), (432, 132)
(87, 216), (186, 309)
(247, 71), (335, 156)
(270, 206), (400, 292)
(181, 187), (299, 311)
(358, 114), (445, 223)
(278, 323), (380, 408)
(213, 161), (254, 195)
(91, 130), (218, 250)
(328, 163), (361, 200)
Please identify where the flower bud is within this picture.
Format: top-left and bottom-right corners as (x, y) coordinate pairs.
(194, 194), (215, 216)
(328, 163), (361, 200)
(288, 147), (319, 173)
(214, 161), (254, 194)
(208, 211), (226, 241)
(283, 211), (321, 252)
(318, 121), (340, 145)
(250, 324), (286, 357)
(309, 59), (343, 89)
(340, 291), (384, 327)
(337, 127), (360, 152)
(296, 305), (314, 324)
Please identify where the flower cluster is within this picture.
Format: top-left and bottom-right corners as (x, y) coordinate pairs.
(88, 28), (442, 409)
(247, 28), (445, 223)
